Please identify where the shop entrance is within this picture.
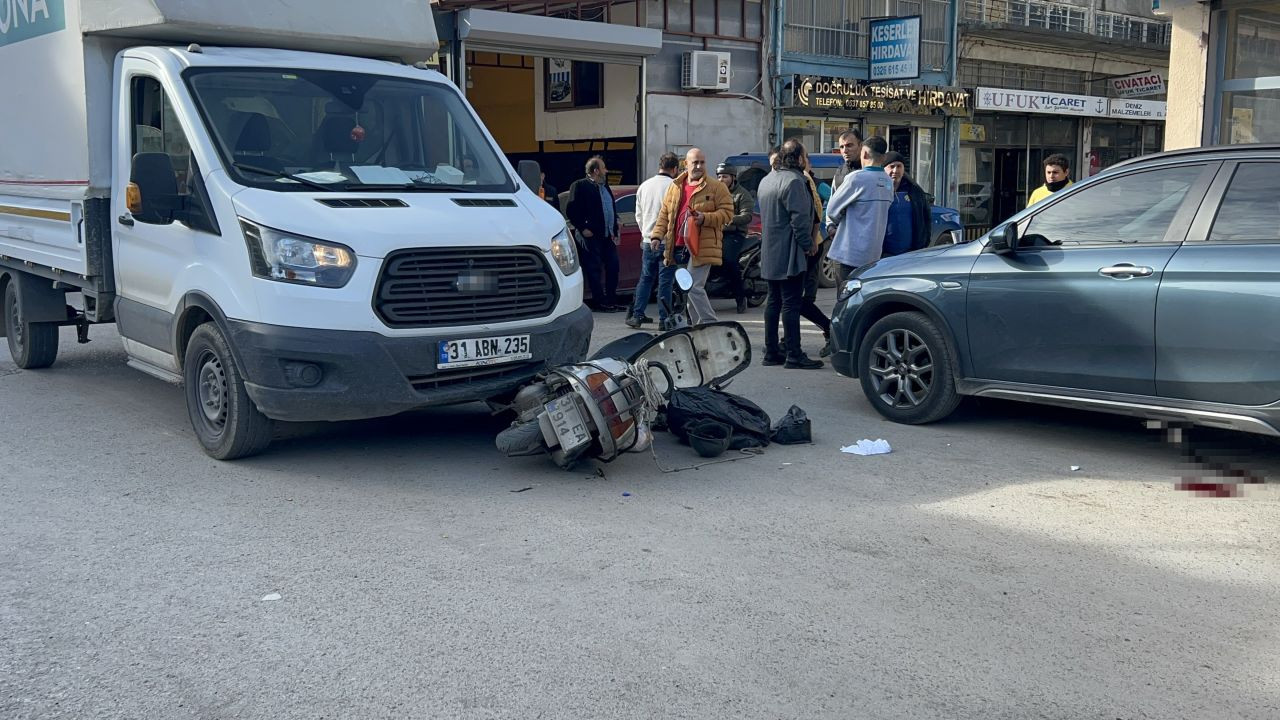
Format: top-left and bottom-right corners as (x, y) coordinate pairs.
(992, 148), (1027, 224)
(463, 51), (641, 194)
(865, 121), (940, 197)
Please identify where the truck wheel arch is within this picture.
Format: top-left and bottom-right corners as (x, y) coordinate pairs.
(173, 292), (239, 373)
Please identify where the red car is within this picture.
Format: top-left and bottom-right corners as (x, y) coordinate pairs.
(561, 186), (761, 300)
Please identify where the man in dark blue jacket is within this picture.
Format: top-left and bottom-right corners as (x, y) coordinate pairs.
(566, 155), (623, 312)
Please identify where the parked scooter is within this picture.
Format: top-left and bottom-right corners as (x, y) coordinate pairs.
(494, 318), (753, 469)
(705, 235), (767, 308)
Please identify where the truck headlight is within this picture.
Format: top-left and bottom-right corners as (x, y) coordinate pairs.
(239, 220), (357, 288)
(550, 226), (579, 276)
(939, 210), (961, 226)
(837, 278), (862, 303)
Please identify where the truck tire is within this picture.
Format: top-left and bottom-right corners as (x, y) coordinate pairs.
(857, 311), (961, 425)
(183, 322), (274, 460)
(4, 280), (59, 369)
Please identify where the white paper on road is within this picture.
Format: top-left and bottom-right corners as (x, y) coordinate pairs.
(842, 439), (892, 455)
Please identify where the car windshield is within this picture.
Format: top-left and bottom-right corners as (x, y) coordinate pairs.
(185, 68), (514, 193)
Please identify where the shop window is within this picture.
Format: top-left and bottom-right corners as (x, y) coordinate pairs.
(1208, 163), (1280, 244)
(543, 60), (603, 111)
(783, 117), (822, 154)
(993, 116), (1027, 146)
(1227, 7), (1280, 79)
(1032, 117), (1076, 147)
(1024, 165), (1205, 246)
(1223, 89), (1280, 143)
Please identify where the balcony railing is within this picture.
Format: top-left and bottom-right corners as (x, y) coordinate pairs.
(961, 0), (1171, 47)
(784, 0), (951, 71)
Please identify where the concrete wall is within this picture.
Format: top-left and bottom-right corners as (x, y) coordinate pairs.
(1163, 4), (1212, 149)
(645, 94), (769, 172)
(533, 59), (639, 142)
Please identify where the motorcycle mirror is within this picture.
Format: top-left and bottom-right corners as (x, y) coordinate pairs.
(675, 267), (694, 291)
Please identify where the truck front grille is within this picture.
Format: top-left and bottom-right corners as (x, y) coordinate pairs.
(374, 247), (559, 329)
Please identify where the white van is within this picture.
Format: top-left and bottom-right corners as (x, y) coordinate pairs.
(0, 0), (590, 459)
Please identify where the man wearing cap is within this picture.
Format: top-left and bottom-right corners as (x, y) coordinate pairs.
(717, 162), (754, 314)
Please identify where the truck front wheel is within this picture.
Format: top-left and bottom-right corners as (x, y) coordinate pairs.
(184, 323), (274, 460)
(4, 280), (59, 369)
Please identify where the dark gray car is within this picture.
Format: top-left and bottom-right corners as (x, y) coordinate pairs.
(830, 144), (1280, 436)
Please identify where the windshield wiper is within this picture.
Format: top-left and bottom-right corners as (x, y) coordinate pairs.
(232, 162), (342, 192)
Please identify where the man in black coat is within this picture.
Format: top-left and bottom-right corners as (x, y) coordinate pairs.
(566, 155), (623, 312)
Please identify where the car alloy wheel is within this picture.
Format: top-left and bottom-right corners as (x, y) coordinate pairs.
(868, 328), (933, 408)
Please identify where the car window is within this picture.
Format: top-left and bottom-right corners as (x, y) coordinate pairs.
(1024, 164), (1206, 246)
(1208, 163), (1280, 243)
(614, 194), (636, 215)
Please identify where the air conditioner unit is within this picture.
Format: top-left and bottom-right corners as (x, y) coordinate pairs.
(682, 51), (731, 92)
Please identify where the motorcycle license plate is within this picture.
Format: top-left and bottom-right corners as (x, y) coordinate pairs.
(545, 395), (591, 452)
(438, 335), (531, 369)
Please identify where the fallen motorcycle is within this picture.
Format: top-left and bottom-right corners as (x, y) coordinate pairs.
(494, 321), (753, 469)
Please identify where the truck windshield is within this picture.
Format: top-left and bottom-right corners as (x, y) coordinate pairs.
(185, 68), (515, 193)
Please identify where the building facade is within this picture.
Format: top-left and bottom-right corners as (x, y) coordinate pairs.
(1164, 0), (1280, 148)
(957, 0), (1172, 235)
(432, 0), (771, 188)
(775, 0), (966, 204)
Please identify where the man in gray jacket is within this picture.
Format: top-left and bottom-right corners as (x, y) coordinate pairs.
(756, 140), (823, 370)
(825, 135), (893, 287)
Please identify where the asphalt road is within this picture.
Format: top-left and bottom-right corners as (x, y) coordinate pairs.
(3, 291), (1280, 719)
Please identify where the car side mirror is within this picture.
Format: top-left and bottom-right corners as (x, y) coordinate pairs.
(517, 159), (541, 194)
(988, 222), (1019, 255)
(128, 152), (182, 225)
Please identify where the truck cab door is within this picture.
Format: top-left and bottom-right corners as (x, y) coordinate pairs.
(112, 61), (207, 364)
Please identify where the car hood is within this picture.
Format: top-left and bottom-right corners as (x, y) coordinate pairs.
(230, 188), (565, 259)
(858, 242), (975, 278)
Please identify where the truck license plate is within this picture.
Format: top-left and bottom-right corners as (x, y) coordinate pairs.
(438, 334), (531, 369)
(545, 395), (591, 452)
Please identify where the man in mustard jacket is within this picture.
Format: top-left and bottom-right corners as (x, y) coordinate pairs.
(650, 147), (735, 325)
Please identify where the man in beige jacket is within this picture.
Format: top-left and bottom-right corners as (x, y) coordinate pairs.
(650, 148), (735, 325)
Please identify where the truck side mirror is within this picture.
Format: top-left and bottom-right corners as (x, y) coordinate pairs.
(517, 159), (542, 194)
(128, 152), (181, 225)
(988, 222), (1019, 255)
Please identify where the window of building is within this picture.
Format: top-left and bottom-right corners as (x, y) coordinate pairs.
(960, 61), (1088, 95)
(646, 0), (762, 39)
(1216, 5), (1280, 144)
(783, 0), (948, 66)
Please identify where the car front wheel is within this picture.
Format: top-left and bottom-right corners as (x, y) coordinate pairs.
(857, 311), (960, 424)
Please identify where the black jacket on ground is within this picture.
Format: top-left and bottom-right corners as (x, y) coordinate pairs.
(566, 177), (619, 240)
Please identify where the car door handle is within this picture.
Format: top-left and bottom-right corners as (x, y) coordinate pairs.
(1098, 264), (1153, 278)
(118, 214), (134, 227)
